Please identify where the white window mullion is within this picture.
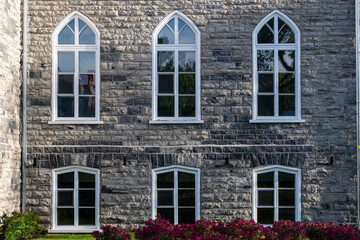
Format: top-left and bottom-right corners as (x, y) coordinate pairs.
(74, 50), (79, 118)
(274, 170), (279, 221)
(274, 50), (279, 117)
(274, 16), (279, 44)
(74, 170), (79, 227)
(175, 16), (178, 45)
(174, 170), (179, 224)
(75, 16), (79, 46)
(174, 50), (179, 118)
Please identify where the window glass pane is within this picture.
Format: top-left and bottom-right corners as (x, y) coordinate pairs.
(158, 191), (173, 206)
(179, 51), (195, 72)
(257, 50), (274, 71)
(79, 172), (96, 188)
(79, 19), (86, 31)
(258, 95), (274, 116)
(179, 74), (195, 94)
(79, 190), (95, 206)
(168, 18), (175, 31)
(279, 190), (295, 206)
(58, 172), (74, 188)
(257, 172), (274, 188)
(57, 208), (74, 225)
(258, 74), (273, 93)
(179, 26), (195, 44)
(158, 75), (174, 94)
(68, 19), (75, 31)
(79, 96), (95, 117)
(279, 172), (295, 188)
(258, 190), (274, 206)
(58, 97), (74, 117)
(80, 26), (96, 45)
(278, 19), (295, 43)
(58, 26), (74, 44)
(178, 190), (195, 206)
(157, 208), (174, 224)
(257, 208), (274, 224)
(278, 50), (295, 72)
(178, 208), (195, 224)
(279, 95), (295, 116)
(178, 172), (195, 188)
(257, 18), (274, 44)
(279, 208), (295, 221)
(158, 96), (174, 117)
(58, 52), (74, 72)
(79, 74), (95, 95)
(157, 172), (174, 188)
(158, 52), (174, 72)
(158, 26), (174, 44)
(79, 52), (95, 73)
(279, 73), (295, 93)
(58, 191), (73, 206)
(179, 96), (195, 117)
(58, 75), (74, 94)
(79, 208), (95, 225)
(178, 19), (186, 31)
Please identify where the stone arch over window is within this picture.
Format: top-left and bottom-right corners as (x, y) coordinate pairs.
(251, 11), (304, 123)
(151, 11), (203, 124)
(50, 11), (102, 124)
(51, 166), (100, 233)
(252, 165), (301, 225)
(152, 165), (201, 224)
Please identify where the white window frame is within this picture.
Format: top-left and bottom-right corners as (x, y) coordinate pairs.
(251, 10), (304, 123)
(49, 11), (103, 125)
(252, 165), (301, 225)
(50, 166), (100, 233)
(152, 165), (201, 224)
(150, 11), (203, 124)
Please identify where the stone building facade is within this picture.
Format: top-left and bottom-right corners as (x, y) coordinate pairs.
(0, 0), (22, 215)
(0, 0), (358, 233)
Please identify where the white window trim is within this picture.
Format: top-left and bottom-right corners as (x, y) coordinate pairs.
(151, 11), (202, 124)
(50, 166), (100, 233)
(152, 165), (201, 224)
(251, 10), (304, 123)
(50, 11), (102, 124)
(252, 165), (301, 225)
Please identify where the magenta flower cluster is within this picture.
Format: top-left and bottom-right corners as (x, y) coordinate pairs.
(130, 215), (360, 240)
(92, 225), (131, 240)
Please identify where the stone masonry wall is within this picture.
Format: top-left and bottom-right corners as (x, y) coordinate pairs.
(26, 0), (357, 230)
(0, 0), (22, 215)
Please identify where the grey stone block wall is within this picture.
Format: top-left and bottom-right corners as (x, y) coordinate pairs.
(0, 0), (22, 215)
(25, 0), (357, 230)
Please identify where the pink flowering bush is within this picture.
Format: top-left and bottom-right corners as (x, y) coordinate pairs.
(92, 225), (131, 240)
(266, 220), (307, 240)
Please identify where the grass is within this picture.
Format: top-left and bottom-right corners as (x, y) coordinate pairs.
(36, 234), (94, 240)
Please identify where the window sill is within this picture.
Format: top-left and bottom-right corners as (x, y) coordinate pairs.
(48, 120), (104, 125)
(149, 120), (204, 125)
(48, 229), (101, 233)
(250, 119), (305, 124)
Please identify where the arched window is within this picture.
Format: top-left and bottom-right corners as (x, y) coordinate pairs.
(251, 11), (304, 123)
(50, 11), (101, 124)
(252, 165), (301, 225)
(152, 165), (201, 224)
(51, 166), (100, 232)
(151, 11), (203, 124)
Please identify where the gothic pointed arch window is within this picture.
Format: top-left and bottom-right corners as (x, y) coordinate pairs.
(151, 11), (203, 124)
(50, 11), (102, 124)
(251, 11), (304, 123)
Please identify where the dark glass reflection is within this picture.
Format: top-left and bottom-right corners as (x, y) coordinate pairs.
(157, 172), (174, 188)
(57, 208), (74, 225)
(279, 190), (295, 206)
(179, 74), (195, 94)
(279, 73), (295, 93)
(178, 208), (195, 224)
(58, 75), (74, 94)
(158, 96), (174, 117)
(179, 52), (195, 72)
(158, 26), (174, 44)
(158, 75), (174, 94)
(79, 208), (95, 225)
(58, 191), (73, 206)
(258, 74), (273, 93)
(279, 208), (295, 221)
(158, 52), (174, 72)
(257, 208), (274, 224)
(257, 50), (274, 71)
(258, 95), (274, 116)
(79, 74), (95, 95)
(279, 95), (295, 116)
(258, 172), (274, 188)
(157, 208), (174, 224)
(158, 191), (173, 206)
(79, 96), (95, 117)
(279, 172), (295, 188)
(79, 172), (96, 188)
(178, 172), (195, 188)
(58, 172), (74, 188)
(179, 96), (195, 117)
(79, 190), (95, 207)
(178, 190), (195, 206)
(258, 191), (274, 206)
(278, 19), (295, 43)
(258, 18), (274, 44)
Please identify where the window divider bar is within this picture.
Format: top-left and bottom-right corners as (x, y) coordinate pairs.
(174, 170), (179, 224)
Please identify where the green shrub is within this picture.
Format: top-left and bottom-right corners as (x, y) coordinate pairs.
(0, 211), (44, 240)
